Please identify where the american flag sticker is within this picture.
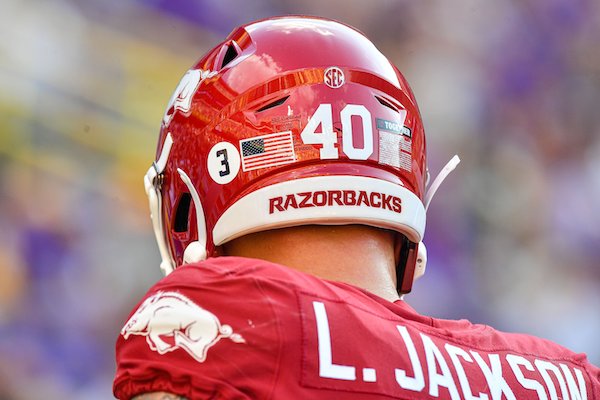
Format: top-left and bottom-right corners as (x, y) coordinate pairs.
(239, 131), (296, 171)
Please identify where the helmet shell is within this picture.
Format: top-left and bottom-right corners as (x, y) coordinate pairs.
(155, 16), (427, 267)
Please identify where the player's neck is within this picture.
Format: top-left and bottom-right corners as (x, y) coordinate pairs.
(221, 225), (401, 302)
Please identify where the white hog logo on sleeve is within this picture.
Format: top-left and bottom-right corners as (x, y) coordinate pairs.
(121, 291), (245, 362)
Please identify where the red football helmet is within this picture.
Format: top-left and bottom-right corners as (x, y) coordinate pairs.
(144, 16), (458, 294)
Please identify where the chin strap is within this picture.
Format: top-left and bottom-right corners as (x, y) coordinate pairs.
(400, 155), (460, 294)
(424, 155), (461, 211)
(144, 133), (176, 275)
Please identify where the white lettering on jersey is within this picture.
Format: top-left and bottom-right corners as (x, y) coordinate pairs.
(121, 291), (245, 362)
(560, 363), (588, 400)
(395, 325), (425, 391)
(471, 351), (516, 400)
(313, 301), (356, 380)
(536, 359), (571, 400)
(506, 354), (548, 399)
(421, 334), (461, 399)
(445, 343), (489, 400)
(306, 300), (591, 398)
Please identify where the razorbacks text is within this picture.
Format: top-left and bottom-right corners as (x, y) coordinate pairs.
(269, 190), (402, 214)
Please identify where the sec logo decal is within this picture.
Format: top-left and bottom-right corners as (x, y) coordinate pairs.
(324, 66), (345, 89)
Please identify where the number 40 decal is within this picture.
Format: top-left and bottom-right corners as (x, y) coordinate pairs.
(300, 103), (374, 160)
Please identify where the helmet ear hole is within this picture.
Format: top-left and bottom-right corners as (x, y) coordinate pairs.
(173, 192), (192, 233)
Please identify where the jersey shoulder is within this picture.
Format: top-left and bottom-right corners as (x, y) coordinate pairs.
(155, 255), (325, 291)
(113, 256), (344, 400)
(390, 302), (600, 398)
(427, 310), (592, 363)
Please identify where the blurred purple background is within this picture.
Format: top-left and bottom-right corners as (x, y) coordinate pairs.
(1, 0), (599, 398)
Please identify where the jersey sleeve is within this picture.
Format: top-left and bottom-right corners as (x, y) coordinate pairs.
(113, 257), (291, 400)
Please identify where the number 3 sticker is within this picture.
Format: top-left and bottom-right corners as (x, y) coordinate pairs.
(300, 103), (374, 160)
(207, 142), (241, 184)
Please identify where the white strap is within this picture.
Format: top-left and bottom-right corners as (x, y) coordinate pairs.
(424, 155), (460, 211)
(414, 155), (459, 285)
(144, 133), (176, 275)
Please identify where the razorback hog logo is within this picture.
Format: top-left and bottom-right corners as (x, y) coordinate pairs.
(269, 190), (402, 214)
(162, 69), (217, 126)
(121, 291), (245, 362)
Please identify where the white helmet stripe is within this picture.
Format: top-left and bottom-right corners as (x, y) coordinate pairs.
(213, 175), (426, 246)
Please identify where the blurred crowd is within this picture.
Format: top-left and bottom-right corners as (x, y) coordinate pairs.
(0, 0), (599, 398)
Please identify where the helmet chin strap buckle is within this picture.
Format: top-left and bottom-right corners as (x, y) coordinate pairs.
(414, 242), (427, 281)
(183, 241), (207, 264)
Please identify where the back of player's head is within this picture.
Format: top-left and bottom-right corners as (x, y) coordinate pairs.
(145, 16), (446, 294)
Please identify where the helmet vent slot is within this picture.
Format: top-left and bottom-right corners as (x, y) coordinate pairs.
(221, 42), (239, 69)
(173, 192), (192, 232)
(256, 96), (290, 112)
(375, 95), (400, 113)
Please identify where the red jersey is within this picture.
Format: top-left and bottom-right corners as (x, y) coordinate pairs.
(114, 256), (600, 399)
